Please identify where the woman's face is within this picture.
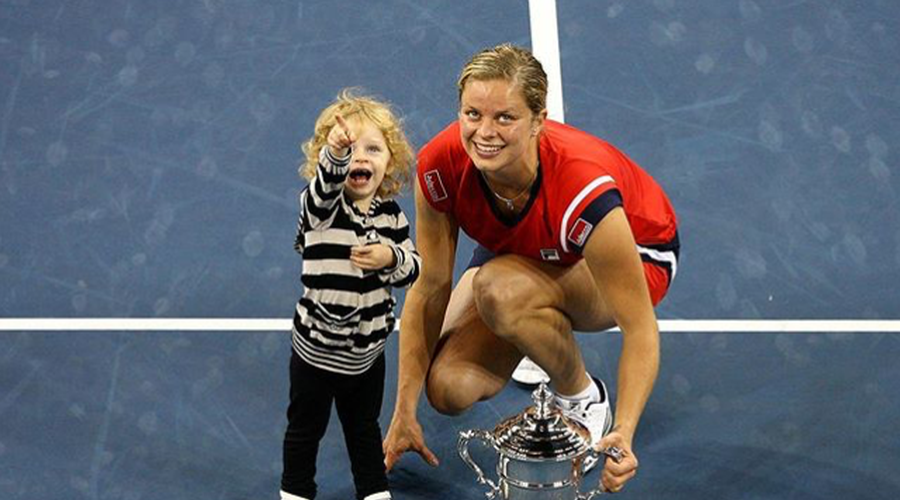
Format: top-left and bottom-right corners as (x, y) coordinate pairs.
(458, 78), (543, 174)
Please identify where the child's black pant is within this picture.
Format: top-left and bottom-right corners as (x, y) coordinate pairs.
(281, 351), (388, 500)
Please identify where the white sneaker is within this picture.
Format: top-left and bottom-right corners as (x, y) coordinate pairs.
(511, 357), (551, 385)
(363, 492), (392, 500)
(556, 376), (613, 474)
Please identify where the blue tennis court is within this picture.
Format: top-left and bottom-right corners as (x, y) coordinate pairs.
(1, 1), (898, 499)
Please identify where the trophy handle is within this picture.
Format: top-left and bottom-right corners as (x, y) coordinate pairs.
(578, 446), (625, 499)
(457, 429), (501, 499)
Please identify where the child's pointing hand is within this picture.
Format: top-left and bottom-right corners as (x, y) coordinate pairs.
(327, 114), (356, 157)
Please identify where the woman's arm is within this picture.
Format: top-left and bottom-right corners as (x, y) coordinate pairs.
(393, 180), (458, 415)
(384, 180), (458, 470)
(582, 207), (659, 492)
(582, 207), (660, 444)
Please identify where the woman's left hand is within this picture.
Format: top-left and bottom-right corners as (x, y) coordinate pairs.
(597, 430), (638, 493)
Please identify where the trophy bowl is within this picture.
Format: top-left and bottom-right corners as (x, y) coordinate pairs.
(457, 383), (620, 499)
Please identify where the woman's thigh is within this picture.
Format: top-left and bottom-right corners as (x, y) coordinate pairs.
(428, 268), (522, 395)
(472, 254), (618, 332)
(429, 255), (613, 379)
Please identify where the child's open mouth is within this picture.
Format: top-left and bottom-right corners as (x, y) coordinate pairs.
(348, 168), (373, 188)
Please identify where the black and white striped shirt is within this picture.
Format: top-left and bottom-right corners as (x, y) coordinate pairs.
(292, 147), (421, 375)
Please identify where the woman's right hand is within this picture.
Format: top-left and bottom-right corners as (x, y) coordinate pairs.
(383, 413), (440, 472)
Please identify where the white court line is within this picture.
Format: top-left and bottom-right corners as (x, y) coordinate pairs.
(0, 319), (898, 332)
(655, 320), (900, 333)
(529, 0), (565, 121)
(0, 318), (290, 331)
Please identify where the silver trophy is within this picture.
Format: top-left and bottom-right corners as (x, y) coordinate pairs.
(458, 383), (622, 499)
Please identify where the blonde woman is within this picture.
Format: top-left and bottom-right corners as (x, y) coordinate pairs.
(282, 89), (419, 500)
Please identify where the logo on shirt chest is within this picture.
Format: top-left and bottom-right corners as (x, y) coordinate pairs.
(540, 248), (560, 261)
(423, 170), (448, 201)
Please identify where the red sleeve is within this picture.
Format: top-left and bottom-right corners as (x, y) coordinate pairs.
(543, 120), (678, 254)
(559, 170), (622, 253)
(416, 122), (462, 214)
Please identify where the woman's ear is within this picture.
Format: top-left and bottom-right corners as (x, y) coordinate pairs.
(532, 109), (548, 136)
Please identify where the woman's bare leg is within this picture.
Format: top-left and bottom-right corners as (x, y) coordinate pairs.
(471, 254), (617, 396)
(425, 268), (523, 414)
(425, 254), (619, 413)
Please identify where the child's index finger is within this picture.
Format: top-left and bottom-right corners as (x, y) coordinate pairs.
(335, 114), (351, 133)
(334, 114), (355, 144)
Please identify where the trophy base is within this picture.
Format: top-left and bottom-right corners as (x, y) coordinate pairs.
(501, 482), (580, 500)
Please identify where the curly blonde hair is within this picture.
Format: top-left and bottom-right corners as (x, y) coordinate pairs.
(299, 88), (414, 199)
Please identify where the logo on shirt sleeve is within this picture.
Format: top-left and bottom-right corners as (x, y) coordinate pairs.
(423, 170), (448, 202)
(567, 218), (594, 248)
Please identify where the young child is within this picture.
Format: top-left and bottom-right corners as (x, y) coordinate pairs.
(281, 89), (420, 500)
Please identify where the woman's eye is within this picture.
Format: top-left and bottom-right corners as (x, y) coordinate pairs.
(367, 145), (382, 153)
(465, 110), (480, 119)
(498, 114), (514, 123)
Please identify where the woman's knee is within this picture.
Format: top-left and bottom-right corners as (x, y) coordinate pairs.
(472, 261), (534, 338)
(425, 365), (484, 415)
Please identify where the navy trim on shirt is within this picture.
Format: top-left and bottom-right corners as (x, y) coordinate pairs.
(569, 189), (624, 253)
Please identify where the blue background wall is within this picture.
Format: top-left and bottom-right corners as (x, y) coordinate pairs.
(1, 1), (898, 499)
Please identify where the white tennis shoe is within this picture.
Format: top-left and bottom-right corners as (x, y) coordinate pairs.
(556, 377), (613, 474)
